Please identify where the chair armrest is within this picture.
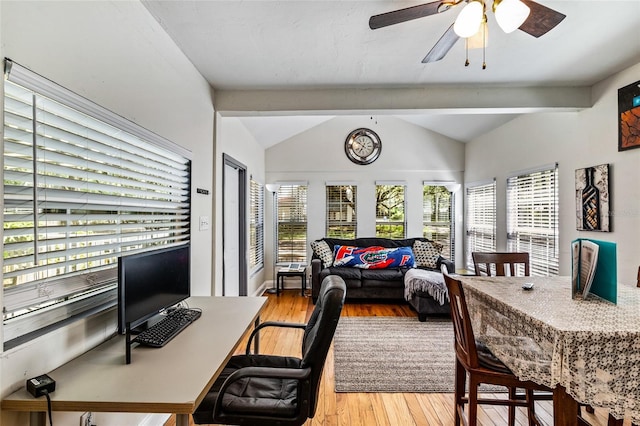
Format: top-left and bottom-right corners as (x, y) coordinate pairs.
(437, 256), (455, 274)
(245, 321), (306, 354)
(213, 366), (312, 419)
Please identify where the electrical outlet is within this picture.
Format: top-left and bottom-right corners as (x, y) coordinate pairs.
(80, 412), (93, 426)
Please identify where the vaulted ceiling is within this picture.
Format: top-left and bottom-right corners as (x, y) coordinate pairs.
(142, 0), (640, 146)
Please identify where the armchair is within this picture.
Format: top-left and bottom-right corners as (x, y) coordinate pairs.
(192, 275), (346, 425)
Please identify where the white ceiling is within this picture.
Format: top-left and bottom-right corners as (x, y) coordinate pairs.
(142, 0), (640, 146)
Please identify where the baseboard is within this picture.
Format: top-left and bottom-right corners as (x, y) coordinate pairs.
(254, 279), (307, 296)
(253, 281), (269, 296)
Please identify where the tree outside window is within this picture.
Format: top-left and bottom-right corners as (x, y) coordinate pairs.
(326, 185), (357, 238)
(375, 184), (405, 239)
(423, 185), (454, 259)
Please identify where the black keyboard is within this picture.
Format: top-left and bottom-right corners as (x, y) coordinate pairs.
(133, 308), (201, 348)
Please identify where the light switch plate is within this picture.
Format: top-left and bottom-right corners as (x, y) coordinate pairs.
(199, 215), (210, 231)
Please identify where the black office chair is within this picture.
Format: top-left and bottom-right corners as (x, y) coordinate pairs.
(192, 275), (346, 425)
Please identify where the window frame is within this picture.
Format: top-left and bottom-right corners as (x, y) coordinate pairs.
(276, 183), (308, 264)
(465, 180), (497, 271)
(422, 183), (455, 259)
(2, 59), (192, 349)
(375, 182), (406, 239)
(325, 183), (357, 239)
(249, 178), (264, 274)
(506, 164), (559, 276)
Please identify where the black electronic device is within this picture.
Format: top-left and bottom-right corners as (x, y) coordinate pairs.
(133, 308), (201, 347)
(117, 245), (190, 363)
(27, 374), (56, 397)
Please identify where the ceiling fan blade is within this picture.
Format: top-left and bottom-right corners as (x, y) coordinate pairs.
(422, 23), (460, 63)
(369, 2), (442, 30)
(519, 0), (566, 38)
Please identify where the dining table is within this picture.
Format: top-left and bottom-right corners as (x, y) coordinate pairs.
(458, 275), (640, 425)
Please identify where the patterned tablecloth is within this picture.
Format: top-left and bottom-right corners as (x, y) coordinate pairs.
(459, 276), (640, 422)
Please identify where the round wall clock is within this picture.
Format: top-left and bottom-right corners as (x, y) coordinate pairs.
(344, 128), (382, 165)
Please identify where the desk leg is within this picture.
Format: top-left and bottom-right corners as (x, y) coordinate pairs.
(30, 412), (45, 426)
(554, 385), (579, 426)
(176, 414), (189, 426)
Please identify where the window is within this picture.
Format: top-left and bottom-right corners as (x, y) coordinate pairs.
(249, 178), (264, 272)
(375, 183), (405, 239)
(3, 60), (191, 347)
(465, 181), (496, 271)
(326, 184), (357, 238)
(423, 184), (454, 259)
(277, 184), (307, 264)
(507, 165), (559, 276)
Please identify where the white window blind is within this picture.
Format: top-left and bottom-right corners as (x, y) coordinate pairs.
(375, 184), (406, 239)
(507, 165), (559, 276)
(3, 60), (191, 346)
(326, 185), (357, 238)
(465, 181), (496, 270)
(423, 185), (454, 259)
(277, 184), (307, 263)
(249, 178), (264, 272)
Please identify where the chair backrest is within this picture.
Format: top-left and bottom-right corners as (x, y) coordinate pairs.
(444, 273), (479, 369)
(472, 252), (530, 277)
(301, 275), (346, 418)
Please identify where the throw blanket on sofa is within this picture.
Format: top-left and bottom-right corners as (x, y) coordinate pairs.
(404, 269), (448, 305)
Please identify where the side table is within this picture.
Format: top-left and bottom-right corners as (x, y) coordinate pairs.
(276, 267), (307, 296)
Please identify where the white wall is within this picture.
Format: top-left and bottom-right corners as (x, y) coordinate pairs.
(0, 1), (214, 424)
(215, 117), (267, 297)
(465, 61), (640, 286)
(265, 115), (466, 280)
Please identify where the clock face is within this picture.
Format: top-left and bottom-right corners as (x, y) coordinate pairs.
(345, 128), (381, 165)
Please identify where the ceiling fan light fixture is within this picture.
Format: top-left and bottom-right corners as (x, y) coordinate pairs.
(493, 0), (530, 33)
(467, 16), (488, 49)
(454, 0), (484, 38)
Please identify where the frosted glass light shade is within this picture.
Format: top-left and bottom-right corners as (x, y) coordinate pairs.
(454, 1), (484, 38)
(495, 0), (530, 33)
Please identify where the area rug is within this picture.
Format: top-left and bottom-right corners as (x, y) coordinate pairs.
(333, 316), (501, 393)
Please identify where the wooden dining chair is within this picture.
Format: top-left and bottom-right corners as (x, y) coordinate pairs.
(472, 252), (530, 277)
(444, 273), (551, 426)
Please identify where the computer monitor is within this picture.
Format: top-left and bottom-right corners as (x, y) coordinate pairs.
(117, 244), (190, 334)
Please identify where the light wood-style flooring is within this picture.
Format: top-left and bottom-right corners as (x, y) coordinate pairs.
(167, 289), (622, 426)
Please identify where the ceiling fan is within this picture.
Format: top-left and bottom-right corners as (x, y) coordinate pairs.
(369, 0), (566, 64)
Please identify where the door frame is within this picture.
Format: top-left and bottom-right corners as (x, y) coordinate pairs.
(222, 153), (247, 296)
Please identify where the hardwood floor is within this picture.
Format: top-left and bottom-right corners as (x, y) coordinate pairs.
(168, 289), (620, 426)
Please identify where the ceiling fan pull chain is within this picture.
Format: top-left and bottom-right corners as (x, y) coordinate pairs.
(465, 38), (470, 67)
(482, 20), (487, 69)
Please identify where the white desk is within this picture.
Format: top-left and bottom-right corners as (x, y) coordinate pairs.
(1, 296), (267, 426)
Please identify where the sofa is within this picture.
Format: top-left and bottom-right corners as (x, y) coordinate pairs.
(310, 237), (453, 321)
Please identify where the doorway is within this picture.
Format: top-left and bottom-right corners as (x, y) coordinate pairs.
(222, 154), (247, 296)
